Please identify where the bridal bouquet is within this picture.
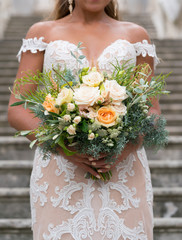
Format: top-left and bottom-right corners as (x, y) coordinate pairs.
(11, 42), (170, 181)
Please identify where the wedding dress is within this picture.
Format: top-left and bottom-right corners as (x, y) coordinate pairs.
(17, 37), (159, 240)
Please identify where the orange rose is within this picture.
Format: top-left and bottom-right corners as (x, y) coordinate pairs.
(43, 94), (59, 114)
(97, 106), (117, 127)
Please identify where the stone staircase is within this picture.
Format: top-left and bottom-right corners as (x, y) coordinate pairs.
(0, 14), (182, 240)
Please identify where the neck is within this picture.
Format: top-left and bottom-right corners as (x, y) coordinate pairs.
(69, 5), (110, 24)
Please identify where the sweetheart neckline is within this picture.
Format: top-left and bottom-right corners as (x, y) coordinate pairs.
(45, 38), (147, 66)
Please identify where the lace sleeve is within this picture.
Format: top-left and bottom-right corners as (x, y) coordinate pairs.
(133, 40), (160, 69)
(17, 37), (48, 62)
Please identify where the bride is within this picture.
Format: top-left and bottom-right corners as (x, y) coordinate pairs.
(8, 0), (160, 239)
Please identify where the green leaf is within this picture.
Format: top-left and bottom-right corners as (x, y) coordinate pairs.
(29, 139), (37, 149)
(70, 51), (76, 59)
(10, 101), (25, 107)
(139, 78), (145, 85)
(78, 55), (85, 60)
(58, 135), (76, 156)
(77, 42), (83, 48)
(19, 130), (32, 136)
(80, 119), (88, 133)
(126, 90), (133, 98)
(134, 88), (143, 94)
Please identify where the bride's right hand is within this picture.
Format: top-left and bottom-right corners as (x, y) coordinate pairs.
(57, 147), (109, 179)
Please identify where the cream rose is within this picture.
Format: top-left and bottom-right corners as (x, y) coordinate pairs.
(112, 103), (127, 116)
(63, 114), (71, 122)
(67, 103), (75, 112)
(88, 133), (95, 140)
(73, 116), (81, 124)
(73, 85), (100, 106)
(82, 71), (104, 87)
(67, 125), (76, 135)
(103, 80), (128, 105)
(55, 88), (73, 106)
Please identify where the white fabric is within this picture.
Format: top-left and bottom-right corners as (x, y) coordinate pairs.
(30, 147), (153, 240)
(17, 37), (159, 69)
(17, 37), (157, 239)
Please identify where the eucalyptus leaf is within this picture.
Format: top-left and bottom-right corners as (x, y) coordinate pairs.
(70, 51), (76, 59)
(20, 130), (32, 136)
(139, 78), (145, 85)
(78, 55), (85, 60)
(10, 101), (25, 107)
(30, 139), (37, 149)
(134, 88), (143, 94)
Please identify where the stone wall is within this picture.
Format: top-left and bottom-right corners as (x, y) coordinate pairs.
(0, 0), (12, 39)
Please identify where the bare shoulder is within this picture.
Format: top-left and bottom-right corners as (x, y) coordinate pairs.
(25, 20), (56, 42)
(118, 21), (151, 44)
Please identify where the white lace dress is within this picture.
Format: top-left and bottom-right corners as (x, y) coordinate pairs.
(17, 37), (159, 240)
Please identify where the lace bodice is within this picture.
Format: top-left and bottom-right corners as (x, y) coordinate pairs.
(17, 37), (159, 72)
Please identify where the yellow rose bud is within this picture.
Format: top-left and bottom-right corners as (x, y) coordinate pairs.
(56, 88), (73, 106)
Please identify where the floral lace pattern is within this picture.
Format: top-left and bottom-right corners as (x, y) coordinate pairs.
(17, 37), (159, 70)
(31, 147), (153, 240)
(17, 37), (156, 239)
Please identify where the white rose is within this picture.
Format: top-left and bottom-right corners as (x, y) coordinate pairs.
(73, 116), (81, 124)
(82, 71), (104, 87)
(112, 103), (127, 116)
(67, 103), (75, 112)
(67, 125), (76, 135)
(63, 114), (71, 122)
(55, 88), (73, 106)
(104, 80), (128, 105)
(88, 133), (95, 140)
(73, 85), (100, 106)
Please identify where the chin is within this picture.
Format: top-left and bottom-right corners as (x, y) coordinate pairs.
(83, 0), (110, 11)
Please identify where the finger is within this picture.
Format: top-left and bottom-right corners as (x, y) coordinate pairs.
(79, 163), (101, 179)
(88, 153), (108, 161)
(91, 160), (111, 168)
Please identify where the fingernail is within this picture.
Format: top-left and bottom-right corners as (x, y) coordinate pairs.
(96, 174), (101, 179)
(92, 162), (96, 166)
(98, 170), (102, 173)
(89, 157), (94, 161)
(106, 165), (111, 169)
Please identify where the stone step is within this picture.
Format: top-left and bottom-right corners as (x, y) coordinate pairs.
(157, 53), (182, 61)
(0, 62), (19, 68)
(0, 69), (17, 77)
(0, 127), (15, 136)
(0, 187), (182, 218)
(161, 103), (182, 114)
(160, 95), (182, 104)
(0, 160), (181, 188)
(0, 55), (17, 62)
(0, 137), (34, 160)
(155, 68), (182, 75)
(0, 218), (182, 240)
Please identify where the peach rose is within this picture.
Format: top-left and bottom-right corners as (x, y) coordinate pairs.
(42, 94), (59, 114)
(97, 106), (118, 128)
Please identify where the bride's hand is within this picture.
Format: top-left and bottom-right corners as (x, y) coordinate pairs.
(94, 136), (144, 173)
(57, 146), (109, 179)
